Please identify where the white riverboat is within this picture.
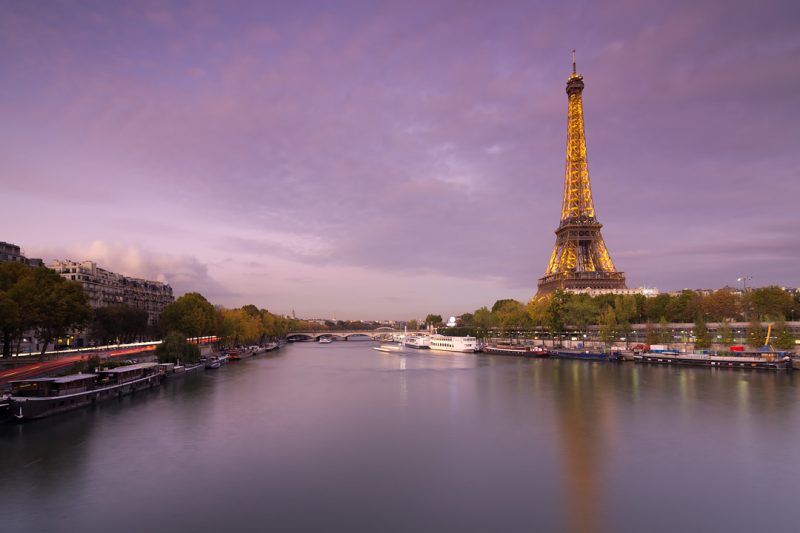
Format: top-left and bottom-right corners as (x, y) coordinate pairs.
(403, 335), (430, 349)
(429, 334), (479, 353)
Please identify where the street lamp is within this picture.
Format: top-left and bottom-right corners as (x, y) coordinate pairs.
(737, 276), (752, 292)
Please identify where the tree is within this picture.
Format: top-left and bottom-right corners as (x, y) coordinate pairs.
(91, 305), (149, 345)
(772, 317), (795, 350)
(0, 261), (35, 358)
(717, 319), (734, 346)
(746, 319), (766, 349)
(460, 313), (474, 326)
(492, 300), (531, 337)
(599, 306), (618, 346)
(745, 287), (793, 321)
(424, 314), (443, 328)
(657, 316), (671, 345)
(473, 307), (494, 331)
(159, 292), (218, 338)
(614, 296), (637, 347)
(24, 268), (91, 356)
(406, 319), (419, 331)
(701, 289), (741, 321)
(693, 315), (711, 350)
(665, 290), (701, 323)
(156, 331), (200, 364)
(563, 296), (599, 334)
(645, 321), (658, 345)
(546, 290), (569, 337)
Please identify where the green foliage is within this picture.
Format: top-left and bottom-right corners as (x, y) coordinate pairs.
(693, 315), (711, 350)
(159, 292), (218, 338)
(406, 319), (419, 331)
(546, 290), (569, 335)
(91, 305), (149, 345)
(424, 314), (443, 327)
(563, 295), (599, 333)
(599, 306), (618, 346)
(772, 318), (795, 350)
(492, 300), (531, 335)
(459, 313), (474, 326)
(156, 331), (201, 364)
(23, 267), (91, 356)
(645, 321), (658, 345)
(657, 316), (671, 344)
(746, 319), (766, 348)
(717, 320), (734, 345)
(745, 287), (793, 321)
(472, 307), (493, 330)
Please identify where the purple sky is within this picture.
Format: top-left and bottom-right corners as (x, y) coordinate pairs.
(2, 0), (799, 319)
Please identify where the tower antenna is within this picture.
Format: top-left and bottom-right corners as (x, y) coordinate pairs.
(572, 49), (576, 74)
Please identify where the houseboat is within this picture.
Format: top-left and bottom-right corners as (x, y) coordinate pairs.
(7, 362), (162, 421)
(549, 349), (622, 362)
(404, 335), (431, 349)
(635, 350), (792, 370)
(482, 344), (549, 357)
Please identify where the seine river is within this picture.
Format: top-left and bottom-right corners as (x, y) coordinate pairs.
(2, 342), (799, 533)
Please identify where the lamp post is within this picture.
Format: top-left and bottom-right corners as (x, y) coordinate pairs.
(737, 276), (752, 292)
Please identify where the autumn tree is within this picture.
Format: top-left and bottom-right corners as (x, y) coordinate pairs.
(693, 315), (711, 350)
(717, 319), (734, 346)
(156, 330), (201, 364)
(746, 319), (766, 349)
(599, 306), (618, 346)
(159, 292), (218, 338)
(772, 317), (795, 350)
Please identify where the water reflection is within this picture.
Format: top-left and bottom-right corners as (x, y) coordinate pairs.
(552, 362), (612, 533)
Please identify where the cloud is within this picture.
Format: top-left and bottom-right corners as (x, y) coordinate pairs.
(29, 241), (233, 300)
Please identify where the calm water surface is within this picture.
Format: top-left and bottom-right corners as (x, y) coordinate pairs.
(2, 342), (799, 532)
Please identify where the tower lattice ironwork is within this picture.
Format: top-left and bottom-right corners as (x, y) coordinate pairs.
(537, 52), (626, 295)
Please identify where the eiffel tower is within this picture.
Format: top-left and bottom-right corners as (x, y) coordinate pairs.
(537, 52), (626, 295)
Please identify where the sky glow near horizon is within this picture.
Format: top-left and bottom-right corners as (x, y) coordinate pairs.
(2, 0), (799, 320)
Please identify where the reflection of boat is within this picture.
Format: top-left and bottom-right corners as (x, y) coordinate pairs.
(482, 344), (548, 357)
(373, 345), (402, 353)
(429, 335), (479, 353)
(8, 363), (162, 420)
(550, 349), (621, 362)
(318, 337), (333, 344)
(403, 335), (430, 349)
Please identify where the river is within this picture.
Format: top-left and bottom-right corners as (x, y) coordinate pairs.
(1, 342), (799, 533)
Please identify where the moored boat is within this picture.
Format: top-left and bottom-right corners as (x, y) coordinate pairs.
(482, 344), (549, 357)
(429, 334), (479, 353)
(403, 335), (430, 349)
(635, 350), (792, 370)
(8, 362), (162, 421)
(549, 349), (621, 362)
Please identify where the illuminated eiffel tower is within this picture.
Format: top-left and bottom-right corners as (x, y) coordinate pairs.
(537, 52), (626, 295)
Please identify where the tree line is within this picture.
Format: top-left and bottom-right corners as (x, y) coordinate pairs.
(418, 287), (799, 350)
(155, 293), (291, 363)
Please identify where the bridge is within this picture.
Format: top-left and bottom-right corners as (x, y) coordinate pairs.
(286, 328), (400, 342)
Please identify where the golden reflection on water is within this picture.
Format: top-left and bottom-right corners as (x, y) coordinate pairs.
(553, 361), (611, 533)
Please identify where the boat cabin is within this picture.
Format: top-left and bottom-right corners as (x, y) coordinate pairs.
(10, 374), (98, 398)
(96, 362), (160, 385)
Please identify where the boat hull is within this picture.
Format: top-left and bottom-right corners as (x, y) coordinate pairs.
(8, 374), (161, 421)
(636, 353), (792, 370)
(550, 350), (621, 362)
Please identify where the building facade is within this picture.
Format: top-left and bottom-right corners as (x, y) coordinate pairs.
(50, 260), (174, 326)
(0, 241), (44, 267)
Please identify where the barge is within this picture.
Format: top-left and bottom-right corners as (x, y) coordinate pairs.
(482, 344), (549, 357)
(549, 349), (622, 362)
(635, 351), (792, 370)
(7, 362), (162, 421)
